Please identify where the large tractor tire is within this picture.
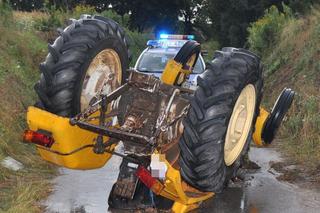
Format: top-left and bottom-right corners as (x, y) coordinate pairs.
(35, 15), (130, 117)
(179, 48), (263, 192)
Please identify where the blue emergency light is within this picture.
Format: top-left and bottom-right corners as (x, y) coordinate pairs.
(147, 34), (195, 48)
(160, 34), (169, 39)
(159, 34), (195, 40)
(147, 40), (159, 47)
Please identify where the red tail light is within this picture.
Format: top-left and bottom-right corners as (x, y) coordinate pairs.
(136, 166), (164, 195)
(23, 130), (55, 148)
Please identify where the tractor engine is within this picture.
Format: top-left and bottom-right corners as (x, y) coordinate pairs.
(119, 72), (189, 156)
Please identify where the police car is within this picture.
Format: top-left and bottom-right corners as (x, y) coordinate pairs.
(134, 34), (206, 90)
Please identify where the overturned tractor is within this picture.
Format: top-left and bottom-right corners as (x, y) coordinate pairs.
(23, 15), (295, 212)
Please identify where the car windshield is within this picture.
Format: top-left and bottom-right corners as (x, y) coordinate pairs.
(137, 51), (204, 74)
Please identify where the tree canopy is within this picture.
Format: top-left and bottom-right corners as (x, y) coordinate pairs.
(7, 0), (316, 47)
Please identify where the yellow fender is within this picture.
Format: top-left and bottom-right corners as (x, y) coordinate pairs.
(153, 155), (214, 213)
(252, 107), (270, 147)
(26, 106), (114, 169)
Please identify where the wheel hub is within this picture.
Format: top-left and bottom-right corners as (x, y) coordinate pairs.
(224, 84), (256, 166)
(80, 49), (122, 111)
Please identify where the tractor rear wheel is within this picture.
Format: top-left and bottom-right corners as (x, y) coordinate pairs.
(35, 15), (130, 117)
(179, 48), (263, 192)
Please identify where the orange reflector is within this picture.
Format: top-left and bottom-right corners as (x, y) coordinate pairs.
(23, 130), (55, 148)
(136, 166), (164, 195)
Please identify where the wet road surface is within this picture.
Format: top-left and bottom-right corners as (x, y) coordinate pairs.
(44, 147), (320, 213)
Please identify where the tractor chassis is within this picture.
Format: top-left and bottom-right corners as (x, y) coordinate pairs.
(69, 70), (191, 157)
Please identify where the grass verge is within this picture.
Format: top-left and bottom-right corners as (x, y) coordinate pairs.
(0, 4), (56, 212)
(257, 7), (320, 170)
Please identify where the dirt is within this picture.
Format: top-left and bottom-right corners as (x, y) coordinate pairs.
(270, 160), (320, 191)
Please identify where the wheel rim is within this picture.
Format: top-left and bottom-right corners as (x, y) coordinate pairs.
(176, 54), (197, 85)
(80, 49), (122, 111)
(224, 84), (256, 166)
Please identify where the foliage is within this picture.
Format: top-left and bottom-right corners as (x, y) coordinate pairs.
(203, 0), (267, 47)
(5, 0), (318, 47)
(0, 3), (56, 211)
(201, 39), (220, 61)
(34, 5), (63, 31)
(125, 30), (150, 66)
(248, 4), (293, 56)
(30, 4), (150, 64)
(71, 4), (96, 18)
(288, 0), (314, 14)
(0, 0), (13, 26)
(9, 0), (44, 11)
(100, 9), (130, 27)
(257, 7), (320, 168)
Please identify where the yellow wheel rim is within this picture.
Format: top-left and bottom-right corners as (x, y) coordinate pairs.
(186, 53), (197, 71)
(224, 84), (256, 166)
(176, 54), (197, 85)
(80, 49), (122, 111)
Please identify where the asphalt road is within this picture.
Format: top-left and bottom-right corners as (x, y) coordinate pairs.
(44, 147), (320, 213)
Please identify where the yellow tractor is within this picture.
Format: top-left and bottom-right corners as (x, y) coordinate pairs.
(23, 15), (295, 212)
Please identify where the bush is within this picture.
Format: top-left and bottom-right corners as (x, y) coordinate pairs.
(125, 30), (150, 66)
(71, 4), (96, 19)
(100, 10), (130, 27)
(248, 4), (293, 56)
(34, 5), (131, 33)
(201, 39), (220, 62)
(34, 6), (63, 31)
(0, 1), (13, 26)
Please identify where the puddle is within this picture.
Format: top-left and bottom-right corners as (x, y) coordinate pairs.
(44, 155), (121, 213)
(44, 147), (320, 213)
(244, 147), (320, 213)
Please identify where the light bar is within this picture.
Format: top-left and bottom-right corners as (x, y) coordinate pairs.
(159, 34), (195, 40)
(147, 40), (159, 47)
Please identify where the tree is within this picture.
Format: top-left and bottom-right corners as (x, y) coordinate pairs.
(203, 0), (265, 47)
(179, 0), (206, 34)
(9, 0), (44, 11)
(114, 0), (180, 33)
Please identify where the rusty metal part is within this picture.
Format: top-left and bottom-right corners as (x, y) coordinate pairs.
(121, 115), (145, 132)
(75, 120), (152, 144)
(71, 83), (129, 123)
(80, 49), (122, 111)
(113, 178), (138, 199)
(71, 71), (190, 157)
(156, 89), (180, 132)
(113, 158), (140, 199)
(84, 110), (119, 122)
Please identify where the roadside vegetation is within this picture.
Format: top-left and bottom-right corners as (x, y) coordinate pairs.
(248, 5), (320, 170)
(0, 3), (55, 212)
(0, 3), (154, 212)
(0, 0), (319, 212)
(31, 4), (151, 65)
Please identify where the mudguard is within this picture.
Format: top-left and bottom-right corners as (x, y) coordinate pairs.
(26, 106), (114, 169)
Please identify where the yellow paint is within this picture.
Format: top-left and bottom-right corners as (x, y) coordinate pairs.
(185, 54), (197, 69)
(161, 59), (183, 85)
(252, 107), (270, 147)
(26, 106), (114, 169)
(224, 84), (256, 166)
(155, 155), (214, 213)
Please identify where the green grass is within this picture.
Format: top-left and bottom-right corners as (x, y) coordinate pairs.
(254, 7), (320, 170)
(0, 4), (152, 212)
(0, 4), (56, 212)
